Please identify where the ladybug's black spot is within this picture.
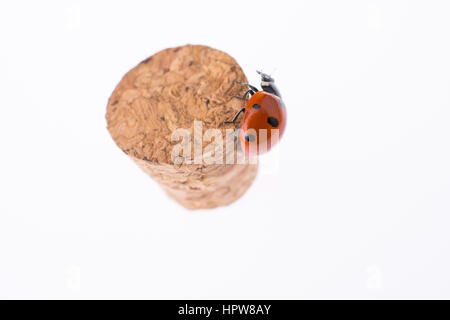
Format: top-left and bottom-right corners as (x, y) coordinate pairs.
(267, 117), (279, 127)
(245, 134), (256, 142)
(252, 104), (261, 109)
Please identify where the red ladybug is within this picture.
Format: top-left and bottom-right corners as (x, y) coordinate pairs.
(225, 71), (287, 155)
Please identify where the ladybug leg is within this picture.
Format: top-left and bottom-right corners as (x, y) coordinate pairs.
(231, 89), (254, 100)
(232, 80), (259, 93)
(223, 107), (245, 124)
(248, 84), (259, 93)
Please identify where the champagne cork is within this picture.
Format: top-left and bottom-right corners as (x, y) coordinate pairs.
(106, 45), (258, 209)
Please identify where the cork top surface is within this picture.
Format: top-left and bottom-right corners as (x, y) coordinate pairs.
(106, 44), (247, 164)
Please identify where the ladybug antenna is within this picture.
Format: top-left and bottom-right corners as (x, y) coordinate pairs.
(256, 70), (274, 82)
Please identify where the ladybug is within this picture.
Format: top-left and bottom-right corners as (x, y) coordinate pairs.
(224, 70), (287, 155)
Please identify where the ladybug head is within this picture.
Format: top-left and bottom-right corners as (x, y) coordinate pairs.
(256, 70), (274, 83)
(257, 70), (281, 98)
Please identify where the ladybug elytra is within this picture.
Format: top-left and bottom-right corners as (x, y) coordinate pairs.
(224, 71), (287, 155)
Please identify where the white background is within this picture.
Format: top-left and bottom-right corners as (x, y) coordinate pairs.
(1, 0), (449, 299)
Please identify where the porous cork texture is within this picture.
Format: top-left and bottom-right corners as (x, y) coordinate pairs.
(106, 44), (258, 209)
